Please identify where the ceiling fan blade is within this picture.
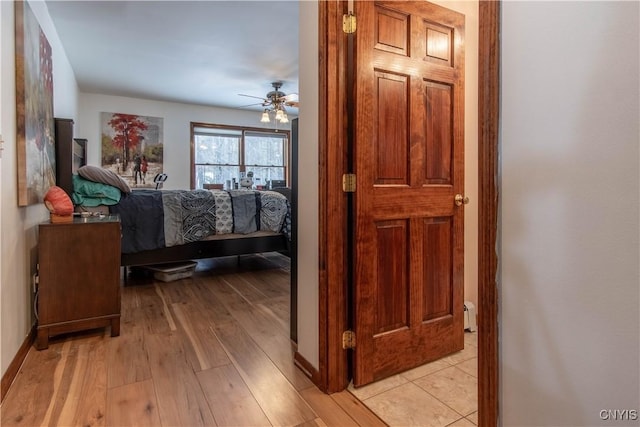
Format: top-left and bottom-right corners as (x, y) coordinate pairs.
(279, 93), (299, 108)
(282, 93), (299, 102)
(237, 102), (266, 108)
(238, 94), (269, 102)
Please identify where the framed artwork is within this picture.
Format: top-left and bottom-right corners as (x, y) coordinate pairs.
(15, 0), (55, 206)
(100, 112), (164, 188)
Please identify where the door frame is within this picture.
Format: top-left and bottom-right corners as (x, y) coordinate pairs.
(317, 0), (500, 425)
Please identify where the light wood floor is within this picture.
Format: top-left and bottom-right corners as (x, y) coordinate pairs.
(0, 253), (386, 427)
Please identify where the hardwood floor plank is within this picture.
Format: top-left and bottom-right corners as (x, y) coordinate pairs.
(213, 321), (317, 426)
(261, 294), (290, 323)
(196, 364), (271, 427)
(120, 285), (141, 322)
(106, 379), (161, 427)
(69, 340), (108, 427)
(154, 284), (177, 331)
(152, 277), (198, 304)
(134, 285), (175, 335)
(189, 276), (238, 326)
(216, 276), (285, 339)
(247, 268), (291, 294)
(215, 276), (313, 390)
(145, 332), (217, 426)
(299, 387), (360, 427)
(257, 252), (291, 270)
(330, 391), (388, 427)
(41, 341), (78, 426)
(171, 301), (230, 371)
(221, 273), (271, 304)
(0, 344), (62, 426)
(256, 297), (290, 335)
(295, 418), (329, 427)
(107, 323), (152, 389)
(56, 343), (87, 426)
(243, 269), (290, 300)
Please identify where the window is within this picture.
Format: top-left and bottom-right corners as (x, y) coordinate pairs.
(191, 123), (289, 190)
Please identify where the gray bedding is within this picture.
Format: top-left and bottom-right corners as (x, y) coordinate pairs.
(110, 189), (290, 254)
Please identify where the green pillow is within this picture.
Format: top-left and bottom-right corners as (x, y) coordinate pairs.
(72, 174), (121, 206)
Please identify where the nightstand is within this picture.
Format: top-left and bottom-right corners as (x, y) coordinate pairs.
(36, 215), (121, 350)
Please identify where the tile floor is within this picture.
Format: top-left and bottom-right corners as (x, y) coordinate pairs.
(349, 331), (478, 427)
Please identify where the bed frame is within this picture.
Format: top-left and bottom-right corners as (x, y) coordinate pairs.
(120, 232), (290, 267)
(120, 186), (293, 267)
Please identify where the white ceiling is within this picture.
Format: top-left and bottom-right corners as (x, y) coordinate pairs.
(45, 0), (300, 112)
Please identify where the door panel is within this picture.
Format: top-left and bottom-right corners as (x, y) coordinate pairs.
(374, 219), (409, 334)
(375, 71), (409, 184)
(425, 81), (453, 184)
(423, 217), (453, 322)
(353, 0), (465, 386)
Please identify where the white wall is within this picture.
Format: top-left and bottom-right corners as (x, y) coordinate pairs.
(296, 0), (320, 368)
(77, 94), (292, 190)
(0, 0), (79, 377)
(432, 0), (480, 322)
(500, 2), (640, 425)
(0, 0), (4, 381)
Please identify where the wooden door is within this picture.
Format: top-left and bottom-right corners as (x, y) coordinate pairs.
(352, 0), (466, 386)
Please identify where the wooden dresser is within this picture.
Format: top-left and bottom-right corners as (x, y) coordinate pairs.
(36, 215), (121, 350)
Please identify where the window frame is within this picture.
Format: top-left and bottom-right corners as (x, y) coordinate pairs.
(190, 122), (290, 190)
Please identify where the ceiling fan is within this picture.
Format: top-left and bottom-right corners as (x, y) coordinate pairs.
(238, 81), (299, 124)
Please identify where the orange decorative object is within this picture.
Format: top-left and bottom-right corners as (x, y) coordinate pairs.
(43, 186), (74, 217)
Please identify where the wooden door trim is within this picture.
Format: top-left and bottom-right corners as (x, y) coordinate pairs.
(478, 1), (500, 425)
(318, 0), (350, 393)
(317, 3), (501, 422)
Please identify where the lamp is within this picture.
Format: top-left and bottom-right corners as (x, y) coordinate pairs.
(260, 104), (289, 124)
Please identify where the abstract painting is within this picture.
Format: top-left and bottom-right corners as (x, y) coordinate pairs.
(100, 112), (164, 188)
(15, 0), (55, 206)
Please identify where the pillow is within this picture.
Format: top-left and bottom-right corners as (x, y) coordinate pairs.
(72, 174), (122, 207)
(77, 165), (131, 193)
(43, 186), (74, 215)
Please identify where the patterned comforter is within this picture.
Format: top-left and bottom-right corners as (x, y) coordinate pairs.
(110, 189), (290, 254)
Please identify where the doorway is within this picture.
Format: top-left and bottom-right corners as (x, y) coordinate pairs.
(316, 1), (500, 425)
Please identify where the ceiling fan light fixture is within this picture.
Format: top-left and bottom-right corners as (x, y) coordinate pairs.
(246, 82), (297, 125)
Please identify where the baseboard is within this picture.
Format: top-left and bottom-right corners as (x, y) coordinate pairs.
(1, 325), (36, 402)
(294, 350), (321, 387)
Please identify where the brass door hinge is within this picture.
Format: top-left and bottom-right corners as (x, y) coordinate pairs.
(342, 330), (356, 349)
(342, 173), (356, 193)
(343, 13), (356, 34)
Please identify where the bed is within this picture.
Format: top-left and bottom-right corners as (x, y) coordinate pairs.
(69, 167), (291, 269)
(109, 187), (292, 267)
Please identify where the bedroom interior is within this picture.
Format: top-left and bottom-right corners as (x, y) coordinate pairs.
(34, 1), (302, 346)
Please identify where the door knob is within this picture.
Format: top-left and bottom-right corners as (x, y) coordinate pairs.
(455, 194), (469, 206)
